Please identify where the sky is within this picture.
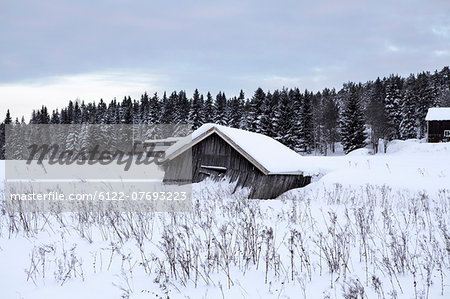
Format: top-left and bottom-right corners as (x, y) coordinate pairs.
(1, 0), (449, 119)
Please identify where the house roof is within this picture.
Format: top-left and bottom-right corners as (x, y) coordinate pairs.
(164, 123), (305, 175)
(425, 107), (450, 121)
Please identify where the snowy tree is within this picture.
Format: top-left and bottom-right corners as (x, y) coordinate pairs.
(95, 99), (107, 124)
(214, 91), (227, 125)
(259, 90), (278, 137)
(246, 87), (265, 132)
(431, 71), (447, 106)
(273, 89), (296, 149)
(365, 78), (388, 153)
(321, 88), (339, 154)
(3, 118), (25, 159)
(39, 106), (50, 124)
(77, 124), (91, 154)
(65, 125), (79, 154)
(399, 75), (418, 139)
(189, 89), (204, 129)
(384, 75), (403, 139)
(311, 91), (325, 154)
(228, 91), (244, 128)
(340, 83), (367, 153)
(203, 92), (214, 123)
(298, 89), (314, 153)
(148, 92), (161, 124)
(0, 110), (11, 159)
(416, 72), (438, 138)
(160, 92), (175, 124)
(50, 109), (60, 124)
(4, 110), (11, 125)
(105, 99), (119, 124)
(166, 91), (179, 123)
(139, 92), (150, 124)
(120, 96), (133, 124)
(437, 66), (450, 106)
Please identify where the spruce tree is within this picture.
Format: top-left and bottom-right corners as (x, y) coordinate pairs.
(228, 95), (243, 128)
(298, 89), (314, 153)
(340, 83), (367, 153)
(50, 109), (60, 124)
(106, 99), (120, 125)
(120, 96), (133, 124)
(437, 66), (450, 106)
(5, 118), (20, 159)
(5, 110), (12, 125)
(66, 101), (74, 124)
(259, 90), (278, 137)
(140, 92), (150, 124)
(188, 89), (204, 129)
(366, 78), (388, 153)
(86, 102), (97, 124)
(289, 88), (303, 150)
(73, 101), (82, 124)
(96, 99), (107, 124)
(160, 92), (175, 124)
(174, 91), (190, 124)
(214, 91), (227, 125)
(203, 92), (214, 123)
(384, 75), (403, 139)
(0, 123), (7, 159)
(416, 72), (437, 138)
(399, 75), (418, 139)
(149, 92), (161, 124)
(168, 91), (180, 123)
(246, 88), (265, 132)
(273, 89), (296, 149)
(321, 88), (339, 154)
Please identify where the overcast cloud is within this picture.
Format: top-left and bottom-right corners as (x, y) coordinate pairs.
(1, 0), (449, 118)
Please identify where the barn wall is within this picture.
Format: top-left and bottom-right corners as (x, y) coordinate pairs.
(163, 133), (310, 199)
(162, 149), (192, 184)
(428, 120), (450, 142)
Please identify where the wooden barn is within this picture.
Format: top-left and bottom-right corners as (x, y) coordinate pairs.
(161, 124), (311, 199)
(426, 107), (450, 143)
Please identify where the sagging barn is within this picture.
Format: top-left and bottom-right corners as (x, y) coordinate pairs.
(161, 124), (311, 199)
(426, 107), (450, 143)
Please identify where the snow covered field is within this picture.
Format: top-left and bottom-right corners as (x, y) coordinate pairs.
(300, 139), (450, 193)
(0, 139), (449, 298)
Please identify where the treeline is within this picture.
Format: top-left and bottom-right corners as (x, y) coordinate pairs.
(1, 66), (450, 158)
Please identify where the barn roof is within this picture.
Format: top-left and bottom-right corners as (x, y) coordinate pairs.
(425, 107), (450, 121)
(144, 137), (182, 143)
(164, 123), (305, 175)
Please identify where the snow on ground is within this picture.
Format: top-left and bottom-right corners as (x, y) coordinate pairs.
(298, 139), (450, 194)
(0, 140), (449, 299)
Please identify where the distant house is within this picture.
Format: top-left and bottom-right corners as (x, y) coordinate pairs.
(425, 107), (450, 143)
(162, 124), (311, 199)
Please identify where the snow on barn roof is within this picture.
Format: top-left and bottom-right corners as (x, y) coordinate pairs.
(425, 107), (450, 121)
(164, 123), (305, 175)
